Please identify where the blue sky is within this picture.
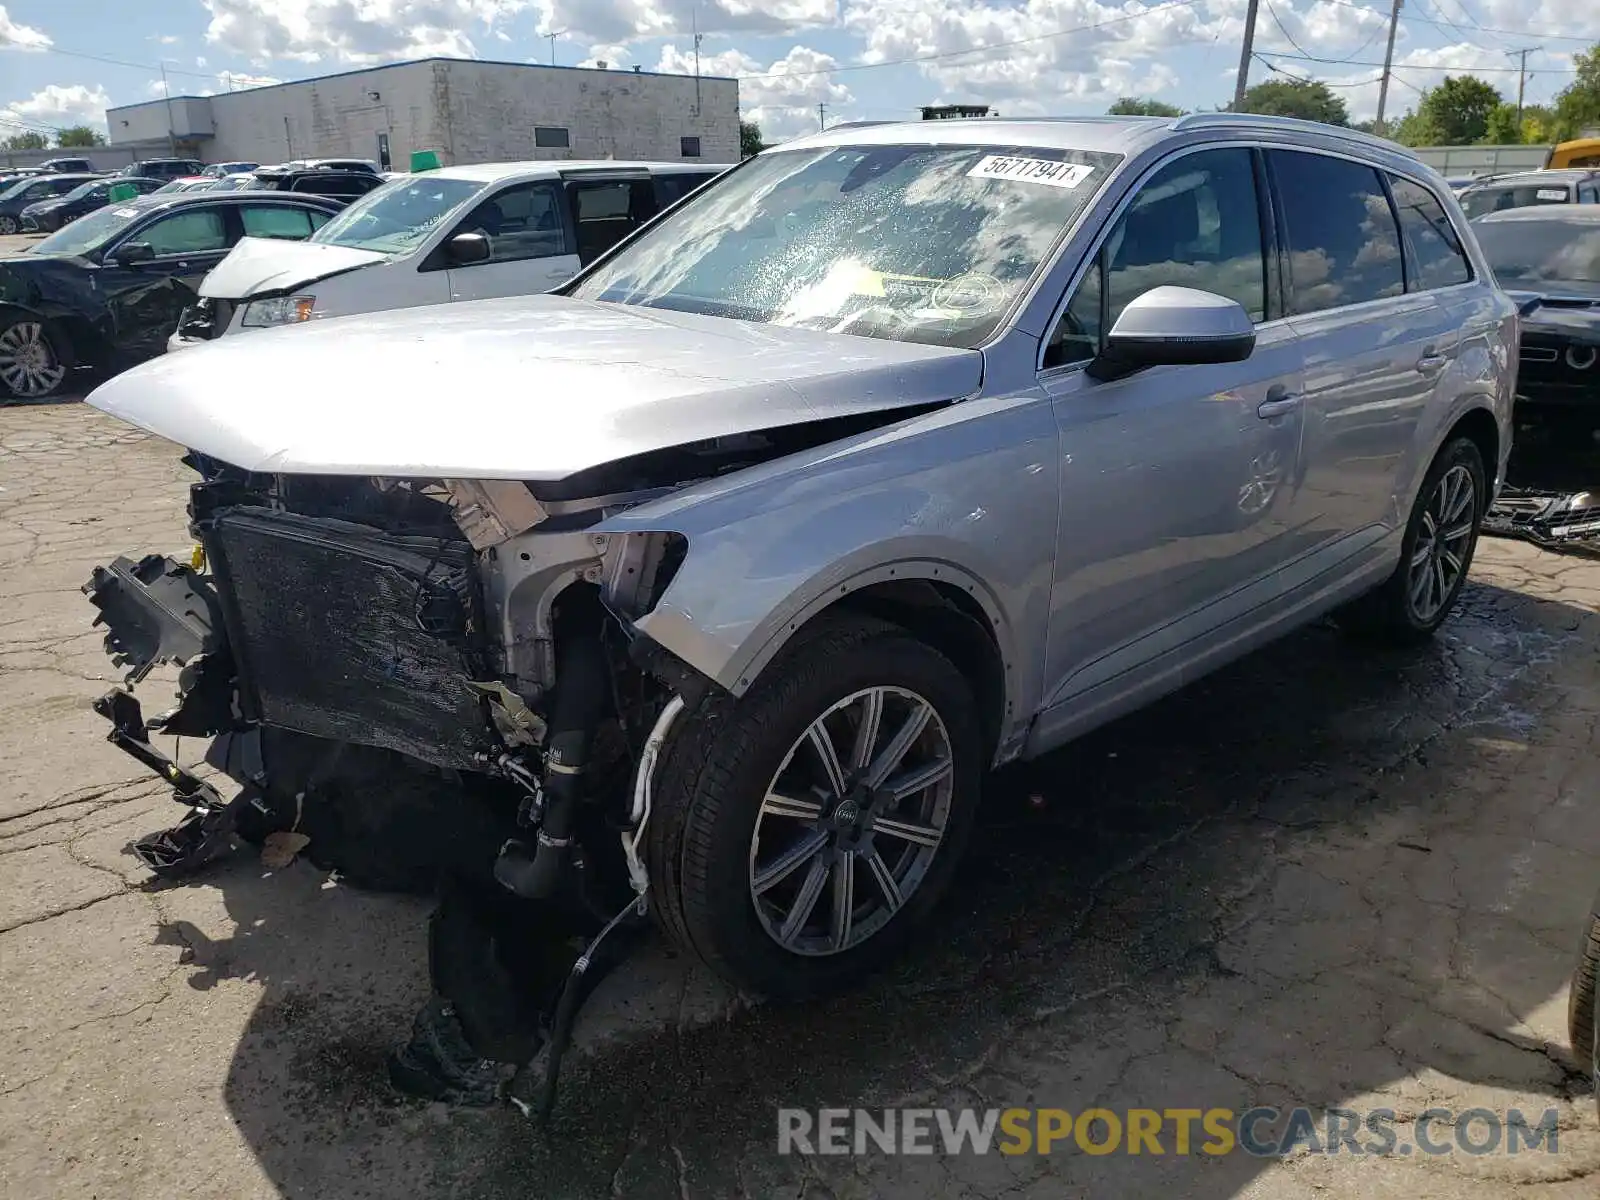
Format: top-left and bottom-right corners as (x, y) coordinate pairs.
(2, 0), (1597, 145)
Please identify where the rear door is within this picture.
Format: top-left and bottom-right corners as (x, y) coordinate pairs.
(653, 170), (718, 210)
(1268, 149), (1452, 556)
(565, 175), (658, 265)
(98, 203), (242, 363)
(444, 179), (581, 300)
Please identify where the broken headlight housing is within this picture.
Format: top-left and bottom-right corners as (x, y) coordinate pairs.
(241, 295), (316, 327)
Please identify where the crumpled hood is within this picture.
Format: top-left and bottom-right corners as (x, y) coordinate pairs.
(86, 294), (983, 481)
(198, 236), (388, 299)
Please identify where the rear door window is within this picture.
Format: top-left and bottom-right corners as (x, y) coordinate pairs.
(569, 179), (654, 263)
(655, 172), (714, 207)
(1268, 150), (1404, 315)
(240, 205), (319, 240)
(1386, 175), (1472, 291)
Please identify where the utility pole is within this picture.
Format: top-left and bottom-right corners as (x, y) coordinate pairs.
(1232, 0), (1260, 110)
(160, 62), (177, 156)
(692, 3), (703, 114)
(541, 29), (565, 66)
(818, 102), (827, 131)
(1508, 47), (1533, 130)
(1373, 0), (1404, 138)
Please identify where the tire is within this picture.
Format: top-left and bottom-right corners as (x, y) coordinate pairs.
(0, 216), (16, 235)
(1569, 888), (1600, 1073)
(646, 614), (984, 1001)
(0, 318), (69, 399)
(1340, 435), (1486, 643)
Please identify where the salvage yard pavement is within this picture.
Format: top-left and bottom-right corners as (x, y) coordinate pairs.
(3, 400), (1599, 1200)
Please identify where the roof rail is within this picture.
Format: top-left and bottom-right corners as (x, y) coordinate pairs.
(825, 120), (898, 130)
(1168, 112), (1408, 154)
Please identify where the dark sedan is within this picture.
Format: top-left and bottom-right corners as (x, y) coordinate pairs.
(21, 177), (165, 233)
(0, 173), (103, 235)
(1473, 207), (1600, 432)
(0, 191), (341, 399)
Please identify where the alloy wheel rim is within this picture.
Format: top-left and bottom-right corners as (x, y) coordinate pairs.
(0, 323), (65, 398)
(0, 216), (15, 234)
(1407, 464), (1476, 623)
(748, 685), (955, 957)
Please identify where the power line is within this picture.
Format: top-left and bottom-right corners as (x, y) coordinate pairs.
(1263, 0), (1386, 65)
(1314, 0), (1598, 44)
(1253, 54), (1384, 88)
(25, 42), (279, 87)
(1255, 47), (1577, 73)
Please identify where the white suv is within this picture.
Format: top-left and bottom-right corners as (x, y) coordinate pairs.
(167, 159), (729, 348)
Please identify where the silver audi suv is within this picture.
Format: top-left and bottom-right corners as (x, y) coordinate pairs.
(83, 113), (1516, 1006)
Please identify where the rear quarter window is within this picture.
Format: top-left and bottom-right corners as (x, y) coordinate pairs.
(1386, 175), (1472, 290)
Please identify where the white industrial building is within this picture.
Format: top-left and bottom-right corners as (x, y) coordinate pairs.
(105, 57), (740, 170)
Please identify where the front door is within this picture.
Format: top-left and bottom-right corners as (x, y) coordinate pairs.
(1034, 145), (1307, 731)
(446, 180), (581, 300)
(98, 204), (239, 363)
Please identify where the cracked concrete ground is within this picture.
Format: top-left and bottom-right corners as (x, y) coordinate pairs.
(2, 397), (1599, 1200)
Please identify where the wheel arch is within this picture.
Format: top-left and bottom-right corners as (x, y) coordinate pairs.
(0, 301), (87, 372)
(1447, 405), (1500, 496)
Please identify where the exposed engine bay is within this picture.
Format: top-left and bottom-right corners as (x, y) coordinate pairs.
(78, 447), (768, 1115)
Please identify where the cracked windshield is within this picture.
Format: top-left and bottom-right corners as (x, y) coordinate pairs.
(570, 144), (1121, 347)
(311, 175), (483, 254)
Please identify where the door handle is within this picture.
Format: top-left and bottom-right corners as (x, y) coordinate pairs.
(1257, 392), (1301, 419)
(1417, 348), (1448, 375)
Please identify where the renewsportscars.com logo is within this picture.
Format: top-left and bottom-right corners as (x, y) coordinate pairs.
(777, 1107), (1563, 1158)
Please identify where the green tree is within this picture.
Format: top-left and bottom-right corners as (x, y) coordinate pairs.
(55, 125), (105, 148)
(1413, 75), (1501, 144)
(739, 120), (765, 158)
(1483, 103), (1522, 144)
(1107, 96), (1184, 117)
(2, 131), (48, 151)
(1554, 43), (1600, 139)
(1234, 79), (1349, 126)
(1386, 108), (1435, 146)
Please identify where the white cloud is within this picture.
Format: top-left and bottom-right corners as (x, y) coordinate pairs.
(841, 0), (1218, 106)
(157, 34), (182, 45)
(201, 0), (530, 64)
(650, 42), (853, 141)
(539, 0), (834, 45)
(0, 4), (50, 50)
(2, 83), (111, 132)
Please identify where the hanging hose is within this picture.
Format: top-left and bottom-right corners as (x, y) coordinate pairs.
(521, 893), (646, 1126)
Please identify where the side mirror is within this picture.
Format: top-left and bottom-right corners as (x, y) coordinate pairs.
(445, 231), (492, 265)
(109, 241), (156, 265)
(1087, 286), (1256, 382)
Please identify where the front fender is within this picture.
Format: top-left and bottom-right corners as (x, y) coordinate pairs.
(591, 393), (1062, 746)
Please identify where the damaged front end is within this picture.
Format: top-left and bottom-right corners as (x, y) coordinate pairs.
(84, 456), (700, 905)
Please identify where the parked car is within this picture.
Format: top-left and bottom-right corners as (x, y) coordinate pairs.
(1472, 206), (1600, 431)
(118, 158), (206, 182)
(284, 157), (381, 174)
(20, 176), (164, 233)
(0, 191), (340, 398)
(202, 174), (262, 193)
(153, 176), (218, 195)
(169, 160), (728, 346)
(81, 115), (1513, 1014)
(201, 161), (259, 178)
(37, 156), (97, 174)
(0, 173), (103, 234)
(245, 166), (385, 205)
(1458, 169), (1600, 218)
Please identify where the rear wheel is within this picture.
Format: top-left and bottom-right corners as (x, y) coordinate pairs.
(1341, 436), (1486, 642)
(646, 615), (984, 1000)
(0, 319), (68, 399)
(0, 215), (17, 235)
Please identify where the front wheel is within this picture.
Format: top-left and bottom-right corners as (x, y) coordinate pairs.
(646, 615), (984, 1000)
(0, 319), (69, 399)
(1340, 435), (1486, 642)
(0, 215), (17, 235)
